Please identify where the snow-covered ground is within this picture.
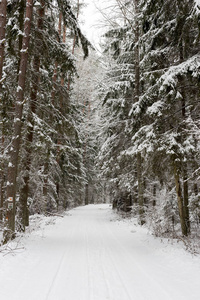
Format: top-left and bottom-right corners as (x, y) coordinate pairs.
(0, 204), (200, 300)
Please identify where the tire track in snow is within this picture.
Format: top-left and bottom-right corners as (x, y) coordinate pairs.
(99, 242), (113, 300)
(102, 247), (133, 300)
(45, 210), (95, 300)
(45, 250), (67, 300)
(84, 223), (92, 300)
(103, 217), (174, 300)
(98, 220), (134, 300)
(84, 216), (111, 300)
(45, 213), (84, 300)
(82, 206), (133, 300)
(98, 236), (121, 300)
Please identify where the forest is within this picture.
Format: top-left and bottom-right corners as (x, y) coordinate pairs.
(0, 0), (199, 246)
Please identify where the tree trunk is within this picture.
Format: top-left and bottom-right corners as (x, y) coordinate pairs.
(18, 0), (45, 232)
(0, 0), (7, 84)
(85, 183), (89, 205)
(0, 168), (4, 221)
(134, 0), (144, 224)
(183, 167), (190, 233)
(134, 0), (140, 104)
(17, 0), (25, 73)
(4, 0), (33, 242)
(42, 154), (49, 212)
(173, 160), (188, 236)
(153, 184), (156, 207)
(51, 12), (62, 102)
(0, 125), (5, 221)
(56, 12), (64, 209)
(193, 183), (200, 223)
(179, 55), (190, 233)
(177, 33), (190, 235)
(68, 0), (80, 91)
(137, 153), (145, 224)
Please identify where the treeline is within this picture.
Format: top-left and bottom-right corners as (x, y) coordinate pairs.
(0, 0), (90, 243)
(98, 0), (200, 237)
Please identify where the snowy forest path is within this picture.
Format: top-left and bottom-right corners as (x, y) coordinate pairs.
(0, 204), (200, 300)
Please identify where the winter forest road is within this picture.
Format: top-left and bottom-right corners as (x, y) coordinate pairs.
(0, 204), (200, 300)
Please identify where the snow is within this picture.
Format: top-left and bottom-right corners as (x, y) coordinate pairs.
(0, 204), (200, 300)
(14, 118), (21, 123)
(20, 48), (28, 53)
(159, 54), (200, 91)
(146, 100), (163, 116)
(195, 0), (200, 7)
(34, 1), (40, 6)
(16, 85), (23, 92)
(0, 38), (6, 44)
(80, 0), (116, 52)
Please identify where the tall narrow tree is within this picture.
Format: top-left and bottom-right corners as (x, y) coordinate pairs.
(0, 0), (7, 83)
(18, 0), (45, 231)
(0, 0), (7, 221)
(4, 0), (33, 242)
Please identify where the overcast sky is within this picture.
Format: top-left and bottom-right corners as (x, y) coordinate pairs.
(80, 0), (200, 51)
(80, 0), (116, 52)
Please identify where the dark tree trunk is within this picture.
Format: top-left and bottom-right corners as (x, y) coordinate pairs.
(134, 0), (145, 224)
(85, 183), (89, 205)
(0, 1), (7, 221)
(173, 160), (188, 236)
(137, 153), (145, 224)
(183, 167), (190, 234)
(18, 0), (45, 232)
(42, 154), (49, 212)
(17, 0), (25, 73)
(134, 1), (140, 104)
(194, 183), (200, 223)
(4, 0), (33, 242)
(0, 135), (5, 221)
(177, 60), (190, 234)
(0, 0), (7, 83)
(153, 184), (156, 207)
(55, 12), (63, 209)
(181, 94), (190, 234)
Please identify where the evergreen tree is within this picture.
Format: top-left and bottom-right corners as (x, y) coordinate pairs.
(1, 0), (90, 242)
(98, 0), (200, 235)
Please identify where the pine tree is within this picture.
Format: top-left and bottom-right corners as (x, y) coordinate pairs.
(1, 0), (90, 241)
(4, 0), (34, 242)
(98, 0), (200, 235)
(127, 0), (200, 235)
(18, 0), (45, 231)
(0, 0), (7, 221)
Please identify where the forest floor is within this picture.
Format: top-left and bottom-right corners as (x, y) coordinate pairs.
(0, 204), (200, 300)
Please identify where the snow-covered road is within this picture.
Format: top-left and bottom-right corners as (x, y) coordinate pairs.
(0, 204), (200, 300)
